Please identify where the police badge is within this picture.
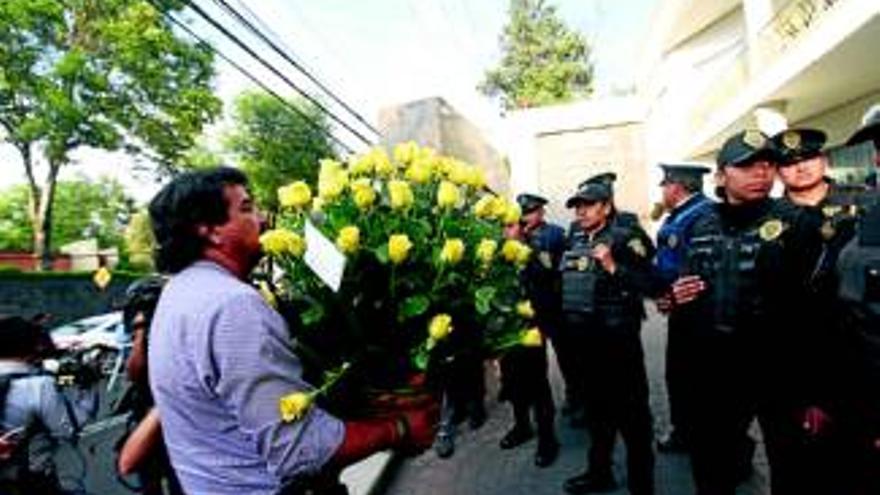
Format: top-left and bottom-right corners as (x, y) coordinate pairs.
(820, 221), (836, 241)
(781, 130), (801, 150)
(822, 205), (842, 218)
(667, 234), (678, 249)
(758, 219), (784, 241)
(576, 257), (590, 271)
(743, 129), (766, 149)
(538, 251), (553, 269)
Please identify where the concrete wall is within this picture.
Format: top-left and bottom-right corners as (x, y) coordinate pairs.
(0, 273), (138, 324)
(794, 89), (880, 145)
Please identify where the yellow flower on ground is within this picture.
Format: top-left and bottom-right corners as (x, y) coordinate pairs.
(439, 239), (465, 265)
(521, 328), (543, 348)
(336, 226), (361, 254)
(279, 391), (315, 423)
(394, 141), (419, 165)
(473, 195), (496, 218)
(405, 161), (433, 184)
(278, 181), (312, 209)
(436, 181), (460, 209)
(260, 229), (306, 257)
(428, 314), (453, 342)
(503, 202), (522, 225)
(388, 180), (414, 210)
(350, 179), (376, 210)
(516, 300), (535, 319)
(476, 239), (498, 265)
(258, 281), (278, 309)
(388, 234), (413, 264)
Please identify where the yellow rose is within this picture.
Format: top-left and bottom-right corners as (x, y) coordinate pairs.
(491, 197), (510, 219)
(388, 180), (414, 210)
(388, 234), (413, 264)
(520, 328), (543, 348)
(501, 239), (532, 266)
(468, 166), (488, 189)
(336, 226), (360, 254)
(371, 148), (395, 177)
(393, 141), (419, 166)
(260, 229), (306, 257)
(503, 202), (522, 225)
(278, 181), (312, 209)
(516, 300), (535, 319)
(318, 159), (348, 201)
(258, 281), (278, 309)
(436, 181), (460, 209)
(428, 313), (453, 341)
(439, 238), (465, 265)
(350, 179), (376, 210)
(405, 160), (433, 184)
(476, 239), (498, 265)
(473, 195), (496, 218)
(348, 153), (374, 176)
(279, 391), (314, 423)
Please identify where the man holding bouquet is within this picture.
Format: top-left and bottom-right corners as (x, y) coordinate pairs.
(147, 167), (438, 495)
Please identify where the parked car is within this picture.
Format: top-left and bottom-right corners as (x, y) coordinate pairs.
(50, 312), (124, 351)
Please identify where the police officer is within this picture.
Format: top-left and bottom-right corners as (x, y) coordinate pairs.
(836, 105), (880, 493)
(561, 175), (656, 495)
(653, 163), (713, 453)
(671, 130), (823, 495)
(496, 193), (563, 467)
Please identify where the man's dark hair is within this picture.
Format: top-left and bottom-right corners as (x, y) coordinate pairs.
(148, 167), (249, 274)
(0, 315), (55, 359)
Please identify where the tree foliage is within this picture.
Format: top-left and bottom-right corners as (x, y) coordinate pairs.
(0, 0), (221, 267)
(478, 0), (594, 110)
(225, 91), (336, 212)
(123, 208), (155, 271)
(0, 177), (135, 252)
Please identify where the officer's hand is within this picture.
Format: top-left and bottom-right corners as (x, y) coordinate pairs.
(655, 294), (673, 314)
(801, 406), (832, 436)
(592, 244), (616, 274)
(671, 275), (706, 305)
(397, 400), (440, 454)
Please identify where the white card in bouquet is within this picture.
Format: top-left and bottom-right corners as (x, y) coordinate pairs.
(304, 220), (346, 292)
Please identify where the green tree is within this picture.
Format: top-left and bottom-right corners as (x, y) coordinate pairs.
(123, 208), (155, 271)
(0, 0), (221, 268)
(478, 0), (594, 110)
(0, 177), (135, 252)
(225, 91), (336, 212)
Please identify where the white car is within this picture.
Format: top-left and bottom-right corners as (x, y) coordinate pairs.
(50, 312), (125, 351)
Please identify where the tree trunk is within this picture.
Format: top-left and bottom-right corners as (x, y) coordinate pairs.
(31, 165), (60, 271)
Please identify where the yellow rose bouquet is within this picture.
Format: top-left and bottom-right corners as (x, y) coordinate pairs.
(261, 142), (537, 414)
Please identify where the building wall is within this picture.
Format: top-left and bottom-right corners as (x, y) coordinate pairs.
(794, 90), (880, 145)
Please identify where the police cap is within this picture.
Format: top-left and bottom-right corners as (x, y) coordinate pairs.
(659, 163), (710, 188)
(516, 193), (548, 215)
(770, 128), (827, 166)
(566, 172), (615, 207)
(846, 104), (880, 147)
(716, 130), (776, 168)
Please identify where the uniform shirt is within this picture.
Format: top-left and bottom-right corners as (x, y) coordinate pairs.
(149, 261), (344, 495)
(655, 193), (713, 286)
(0, 360), (97, 478)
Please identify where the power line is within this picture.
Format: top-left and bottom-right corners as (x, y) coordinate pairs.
(212, 0), (381, 138)
(145, 0), (356, 154)
(183, 0), (377, 148)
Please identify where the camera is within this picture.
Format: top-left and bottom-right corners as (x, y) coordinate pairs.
(43, 348), (104, 388)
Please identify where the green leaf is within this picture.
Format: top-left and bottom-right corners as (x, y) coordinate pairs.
(398, 295), (430, 320)
(374, 245), (389, 264)
(300, 304), (325, 326)
(475, 286), (497, 315)
(410, 342), (430, 371)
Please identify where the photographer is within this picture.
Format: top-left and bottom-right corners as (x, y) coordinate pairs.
(0, 315), (98, 495)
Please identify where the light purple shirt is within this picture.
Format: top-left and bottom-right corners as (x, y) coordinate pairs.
(149, 261), (344, 495)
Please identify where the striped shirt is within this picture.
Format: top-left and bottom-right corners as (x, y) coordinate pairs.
(149, 261), (344, 495)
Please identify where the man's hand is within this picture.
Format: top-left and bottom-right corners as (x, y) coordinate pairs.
(592, 244), (616, 274)
(671, 275), (706, 305)
(801, 406), (832, 436)
(655, 293), (674, 314)
(397, 400), (440, 454)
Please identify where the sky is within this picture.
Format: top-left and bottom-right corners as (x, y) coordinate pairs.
(0, 0), (659, 202)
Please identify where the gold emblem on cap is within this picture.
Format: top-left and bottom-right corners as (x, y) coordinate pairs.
(628, 238), (647, 257)
(758, 219), (784, 242)
(743, 130), (766, 149)
(782, 131), (801, 150)
(820, 221), (836, 241)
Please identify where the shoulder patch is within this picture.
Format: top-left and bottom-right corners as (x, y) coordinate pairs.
(628, 238), (647, 257)
(759, 219), (784, 242)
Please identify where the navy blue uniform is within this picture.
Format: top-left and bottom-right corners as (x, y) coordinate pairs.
(654, 193), (713, 445)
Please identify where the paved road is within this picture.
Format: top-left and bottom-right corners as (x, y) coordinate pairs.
(381, 309), (770, 495)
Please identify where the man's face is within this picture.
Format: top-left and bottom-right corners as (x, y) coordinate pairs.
(575, 200), (611, 232)
(522, 208), (543, 229)
(212, 184), (265, 269)
(660, 182), (685, 209)
(716, 159), (774, 204)
(777, 155), (827, 191)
